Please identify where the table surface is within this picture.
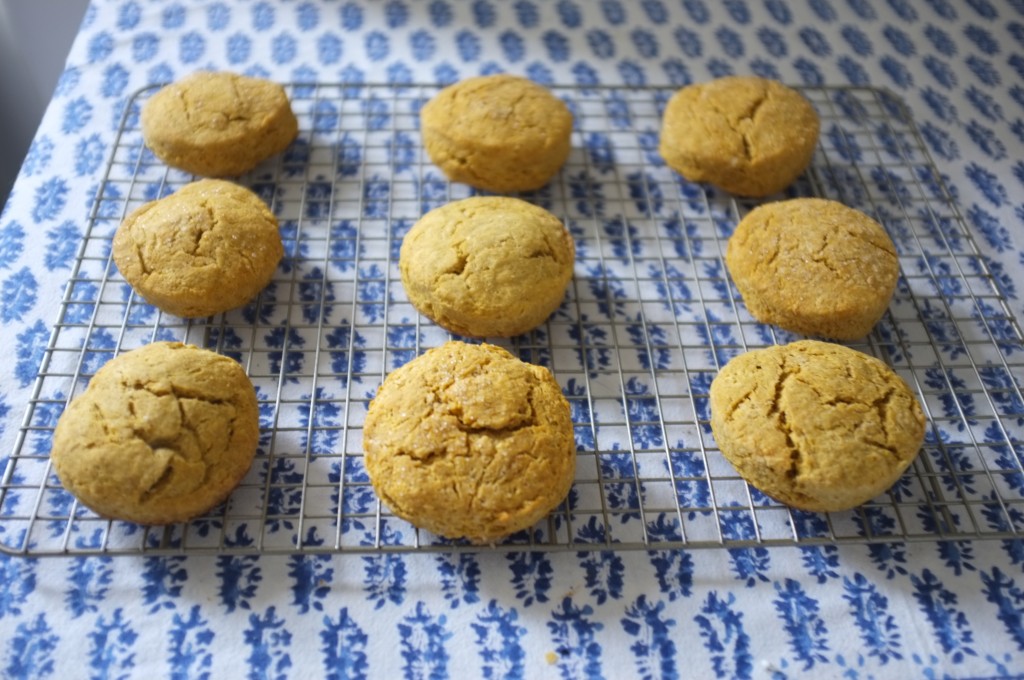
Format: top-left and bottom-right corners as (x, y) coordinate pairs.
(1, 1), (1023, 678)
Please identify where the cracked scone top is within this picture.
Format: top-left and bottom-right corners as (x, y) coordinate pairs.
(726, 197), (899, 340)
(709, 340), (925, 512)
(112, 179), (283, 318)
(142, 70), (298, 177)
(420, 74), (573, 192)
(659, 75), (819, 197)
(363, 342), (576, 543)
(50, 342), (260, 525)
(399, 196), (575, 337)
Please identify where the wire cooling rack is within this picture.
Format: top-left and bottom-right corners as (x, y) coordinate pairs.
(1, 83), (1022, 557)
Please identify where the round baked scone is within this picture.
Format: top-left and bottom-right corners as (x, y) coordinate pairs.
(659, 76), (819, 196)
(420, 74), (573, 192)
(363, 341), (576, 543)
(400, 196), (574, 337)
(112, 179), (283, 318)
(142, 70), (298, 176)
(725, 197), (899, 340)
(50, 342), (260, 525)
(709, 340), (925, 512)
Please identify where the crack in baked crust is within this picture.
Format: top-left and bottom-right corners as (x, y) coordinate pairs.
(363, 342), (575, 542)
(709, 340), (926, 512)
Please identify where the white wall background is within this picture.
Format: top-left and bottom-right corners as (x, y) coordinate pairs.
(0, 0), (90, 208)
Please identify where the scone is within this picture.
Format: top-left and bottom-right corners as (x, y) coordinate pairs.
(112, 179), (283, 318)
(142, 70), (298, 176)
(50, 342), (260, 525)
(659, 76), (819, 196)
(709, 340), (925, 512)
(725, 197), (899, 340)
(420, 74), (573, 192)
(399, 196), (574, 337)
(363, 341), (576, 543)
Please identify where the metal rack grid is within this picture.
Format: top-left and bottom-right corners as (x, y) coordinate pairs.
(1, 82), (1022, 557)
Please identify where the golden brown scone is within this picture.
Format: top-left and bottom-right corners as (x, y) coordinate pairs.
(142, 70), (298, 176)
(112, 179), (283, 318)
(399, 196), (574, 337)
(659, 76), (819, 196)
(725, 197), (899, 340)
(50, 342), (260, 525)
(363, 341), (576, 543)
(709, 340), (925, 512)
(420, 74), (573, 192)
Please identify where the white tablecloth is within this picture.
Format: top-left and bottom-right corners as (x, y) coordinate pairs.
(1, 2), (1023, 678)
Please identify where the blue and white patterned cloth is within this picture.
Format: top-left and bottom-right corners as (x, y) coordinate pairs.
(2, 1), (1024, 678)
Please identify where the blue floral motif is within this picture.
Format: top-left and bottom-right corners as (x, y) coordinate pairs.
(295, 2), (319, 30)
(244, 607), (292, 679)
(0, 221), (24, 270)
(364, 30), (390, 61)
(713, 26), (742, 59)
(398, 602), (451, 679)
(695, 592), (752, 679)
(132, 32), (160, 61)
(435, 553), (481, 608)
(227, 33), (251, 63)
(979, 568), (1024, 651)
(968, 204), (1013, 252)
(14, 320), (48, 387)
(681, 0), (709, 24)
(22, 136), (54, 176)
(507, 552), (553, 607)
(1, 267), (38, 323)
(320, 608), (369, 679)
(207, 3), (230, 30)
(179, 31), (206, 63)
(579, 550), (624, 605)
(966, 86), (1004, 121)
(673, 26), (702, 57)
(758, 27), (787, 57)
(5, 614), (58, 678)
(33, 177), (68, 222)
(272, 32), (297, 64)
(88, 608), (137, 678)
(362, 537), (407, 608)
(920, 121), (959, 160)
(724, 527), (771, 586)
(910, 569), (978, 663)
(765, 0), (791, 23)
(142, 557), (187, 613)
(65, 556), (113, 618)
(117, 1), (141, 29)
(87, 31), (115, 62)
(774, 579), (830, 670)
(252, 2), (275, 30)
(217, 555), (261, 612)
(967, 55), (1001, 86)
(547, 597), (603, 679)
(621, 596), (677, 680)
(0, 553), (37, 618)
(470, 600), (526, 679)
(288, 555), (334, 613)
(842, 574), (903, 664)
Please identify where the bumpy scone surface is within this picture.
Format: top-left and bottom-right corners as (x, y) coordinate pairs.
(112, 179), (283, 318)
(363, 342), (576, 543)
(399, 196), (575, 337)
(725, 197), (899, 340)
(50, 342), (260, 525)
(141, 70), (298, 177)
(420, 74), (573, 192)
(709, 340), (925, 512)
(659, 75), (820, 197)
